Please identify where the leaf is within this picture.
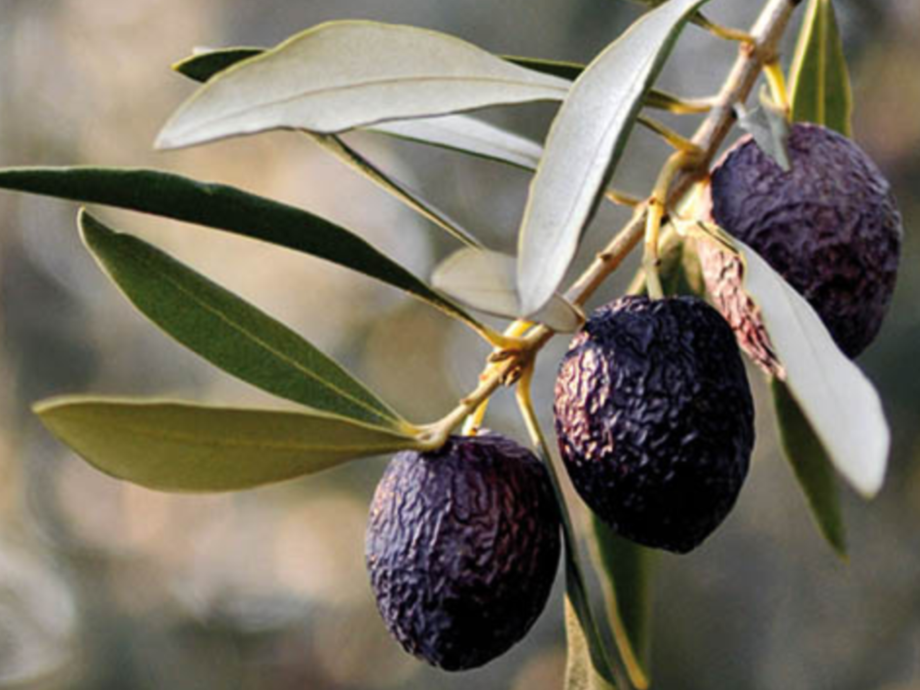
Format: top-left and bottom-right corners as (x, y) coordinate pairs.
(564, 588), (618, 690)
(772, 379), (847, 556)
(590, 517), (653, 689)
(734, 236), (889, 497)
(309, 133), (482, 247)
(370, 115), (544, 171)
(156, 20), (570, 149)
(172, 47), (681, 172)
(516, 0), (711, 315)
(431, 248), (583, 332)
(737, 86), (792, 172)
(36, 397), (421, 493)
(529, 439), (620, 690)
(0, 166), (481, 330)
(79, 210), (411, 431)
(173, 47), (263, 82)
(788, 0), (853, 136)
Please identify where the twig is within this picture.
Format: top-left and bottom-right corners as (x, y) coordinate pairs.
(423, 0), (803, 442)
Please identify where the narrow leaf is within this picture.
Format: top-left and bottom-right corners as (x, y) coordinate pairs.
(788, 0), (853, 136)
(174, 50), (484, 248)
(737, 87), (792, 172)
(0, 166), (481, 329)
(590, 517), (653, 689)
(173, 48), (687, 171)
(173, 47), (263, 82)
(564, 588), (618, 690)
(772, 379), (847, 556)
(36, 397), (420, 493)
(79, 210), (410, 430)
(370, 115), (544, 171)
(734, 236), (889, 497)
(309, 133), (482, 247)
(156, 20), (570, 149)
(432, 248), (583, 332)
(517, 0), (711, 315)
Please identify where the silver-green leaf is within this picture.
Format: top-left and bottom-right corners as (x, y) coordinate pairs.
(156, 20), (569, 149)
(36, 397), (421, 493)
(432, 248), (583, 332)
(516, 0), (711, 315)
(735, 236), (889, 497)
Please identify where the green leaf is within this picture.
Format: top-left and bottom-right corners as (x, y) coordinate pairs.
(590, 517), (653, 689)
(531, 445), (620, 690)
(772, 379), (847, 557)
(173, 47), (263, 82)
(79, 210), (411, 431)
(36, 397), (421, 493)
(788, 0), (853, 136)
(156, 20), (570, 150)
(516, 0), (711, 315)
(564, 586), (618, 690)
(730, 234), (889, 497)
(0, 166), (480, 330)
(431, 248), (583, 332)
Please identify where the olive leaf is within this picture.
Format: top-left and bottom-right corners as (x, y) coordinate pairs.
(0, 166), (481, 331)
(173, 48), (693, 172)
(733, 235), (889, 498)
(156, 21), (570, 150)
(79, 210), (413, 431)
(432, 248), (583, 333)
(36, 397), (421, 493)
(788, 0), (853, 136)
(308, 133), (483, 248)
(772, 379), (847, 557)
(530, 444), (622, 690)
(564, 583), (618, 690)
(736, 86), (793, 172)
(516, 0), (712, 316)
(590, 517), (653, 689)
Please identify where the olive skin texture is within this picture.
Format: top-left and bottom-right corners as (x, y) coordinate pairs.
(554, 296), (755, 554)
(365, 432), (561, 671)
(703, 123), (902, 362)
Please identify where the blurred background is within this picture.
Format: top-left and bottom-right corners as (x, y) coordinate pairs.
(0, 0), (917, 688)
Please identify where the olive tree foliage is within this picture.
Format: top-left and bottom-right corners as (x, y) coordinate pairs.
(0, 0), (893, 687)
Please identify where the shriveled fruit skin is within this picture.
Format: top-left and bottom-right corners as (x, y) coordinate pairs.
(365, 432), (561, 671)
(554, 296), (754, 554)
(705, 123), (902, 360)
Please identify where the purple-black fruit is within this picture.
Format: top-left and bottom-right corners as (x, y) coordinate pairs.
(702, 123), (902, 365)
(554, 296), (754, 554)
(365, 432), (560, 671)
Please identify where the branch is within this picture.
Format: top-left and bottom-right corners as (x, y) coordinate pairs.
(423, 0), (803, 443)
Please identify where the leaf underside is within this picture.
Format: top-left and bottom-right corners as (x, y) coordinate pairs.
(37, 397), (420, 493)
(516, 0), (712, 315)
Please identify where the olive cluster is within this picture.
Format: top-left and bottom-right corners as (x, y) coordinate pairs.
(364, 123), (902, 670)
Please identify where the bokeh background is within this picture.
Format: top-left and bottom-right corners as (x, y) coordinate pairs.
(0, 0), (917, 688)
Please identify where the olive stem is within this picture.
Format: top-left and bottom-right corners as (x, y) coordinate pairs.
(637, 115), (703, 154)
(418, 0), (803, 441)
(763, 59), (791, 113)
